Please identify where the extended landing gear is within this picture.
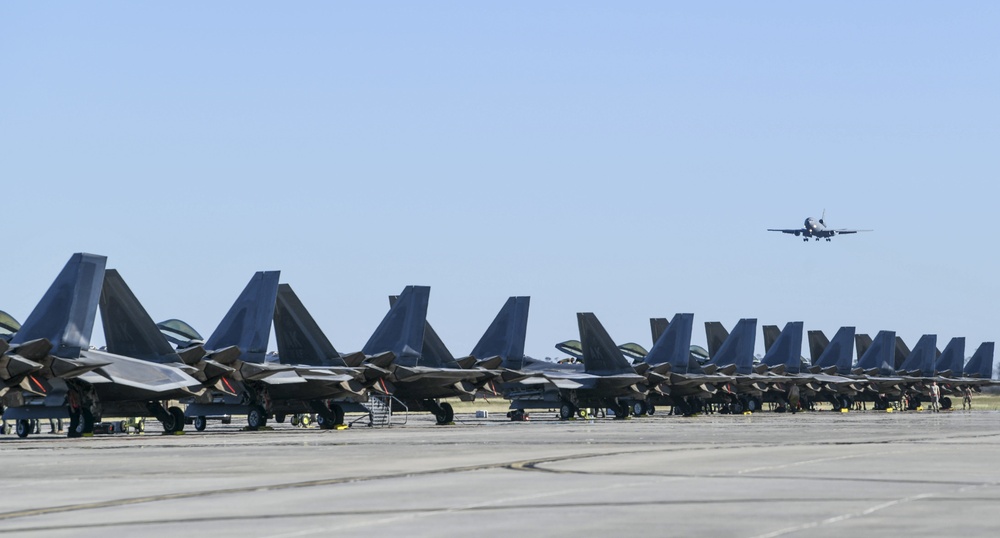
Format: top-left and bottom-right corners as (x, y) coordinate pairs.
(161, 406), (185, 433)
(247, 405), (268, 430)
(435, 402), (454, 425)
(316, 402), (346, 430)
(559, 402), (575, 420)
(68, 408), (95, 438)
(632, 401), (649, 417)
(608, 400), (631, 420)
(424, 400), (454, 425)
(193, 416), (208, 432)
(16, 419), (33, 438)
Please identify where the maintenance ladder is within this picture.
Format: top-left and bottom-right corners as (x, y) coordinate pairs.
(356, 394), (407, 427)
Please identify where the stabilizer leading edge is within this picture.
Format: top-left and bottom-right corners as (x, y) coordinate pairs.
(273, 284), (345, 367)
(470, 297), (530, 370)
(204, 271), (281, 364)
(12, 253), (107, 359)
(644, 313), (694, 370)
(100, 269), (181, 364)
(577, 313), (634, 375)
(761, 322), (803, 373)
(362, 286), (429, 366)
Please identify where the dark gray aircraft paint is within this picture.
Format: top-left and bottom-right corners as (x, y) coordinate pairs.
(768, 211), (871, 241)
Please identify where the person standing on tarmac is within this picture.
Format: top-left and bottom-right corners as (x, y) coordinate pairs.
(963, 386), (974, 410)
(929, 381), (941, 413)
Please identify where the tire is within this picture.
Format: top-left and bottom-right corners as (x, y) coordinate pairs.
(274, 414), (286, 424)
(559, 403), (574, 420)
(435, 402), (454, 425)
(16, 419), (31, 439)
(731, 401), (744, 414)
(940, 397), (952, 410)
(329, 403), (345, 426)
(317, 414), (334, 430)
(159, 406), (185, 433)
(632, 401), (647, 416)
(746, 398), (759, 412)
(193, 416), (207, 432)
(647, 404), (656, 416)
(247, 406), (268, 429)
(291, 415), (300, 426)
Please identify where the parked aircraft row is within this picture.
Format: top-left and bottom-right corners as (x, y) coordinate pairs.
(1, 254), (994, 438)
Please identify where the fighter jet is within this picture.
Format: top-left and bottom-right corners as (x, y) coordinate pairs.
(505, 312), (648, 420)
(160, 272), (372, 431)
(361, 286), (501, 425)
(4, 254), (203, 438)
(768, 211), (871, 241)
(270, 283), (396, 424)
(759, 322), (866, 410)
(628, 314), (734, 417)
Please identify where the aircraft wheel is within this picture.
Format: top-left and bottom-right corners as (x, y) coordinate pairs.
(193, 416), (207, 432)
(329, 403), (345, 425)
(941, 397), (952, 410)
(435, 402), (454, 425)
(16, 419), (31, 439)
(731, 401), (744, 414)
(577, 408), (589, 419)
(247, 406), (268, 429)
(317, 414), (334, 429)
(274, 414), (286, 424)
(290, 415), (300, 426)
(559, 403), (574, 420)
(647, 404), (656, 416)
(632, 401), (647, 416)
(745, 398), (758, 412)
(164, 406), (184, 433)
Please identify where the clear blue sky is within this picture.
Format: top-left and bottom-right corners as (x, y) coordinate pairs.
(3, 2), (998, 364)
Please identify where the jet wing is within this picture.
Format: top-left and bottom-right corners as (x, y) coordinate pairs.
(78, 350), (203, 395)
(830, 229), (872, 235)
(767, 228), (804, 235)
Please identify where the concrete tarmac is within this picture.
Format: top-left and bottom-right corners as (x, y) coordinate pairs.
(2, 409), (999, 537)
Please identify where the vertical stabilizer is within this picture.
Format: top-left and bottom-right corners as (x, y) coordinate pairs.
(857, 330), (896, 375)
(855, 333), (873, 359)
(762, 325), (782, 353)
(470, 297), (529, 370)
(814, 327), (855, 374)
(362, 286), (428, 366)
(644, 313), (694, 370)
(808, 330), (830, 365)
(100, 269), (181, 364)
(12, 253), (106, 358)
(898, 334), (937, 376)
(761, 322), (804, 373)
(577, 313), (634, 375)
(204, 271), (280, 364)
(965, 342), (995, 378)
(705, 322), (729, 359)
(710, 318), (757, 375)
(935, 337), (965, 374)
(420, 321), (460, 369)
(273, 284), (345, 367)
(650, 318), (670, 344)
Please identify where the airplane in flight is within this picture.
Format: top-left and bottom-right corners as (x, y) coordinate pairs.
(768, 211), (872, 241)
